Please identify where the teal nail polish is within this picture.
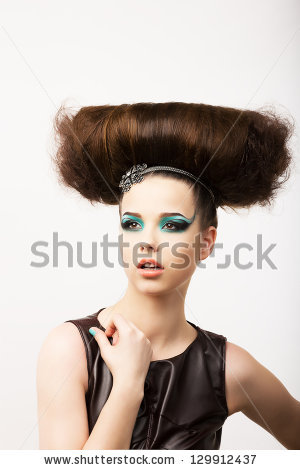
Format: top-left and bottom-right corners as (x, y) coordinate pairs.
(89, 327), (96, 336)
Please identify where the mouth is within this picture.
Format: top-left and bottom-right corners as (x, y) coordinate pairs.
(137, 258), (164, 270)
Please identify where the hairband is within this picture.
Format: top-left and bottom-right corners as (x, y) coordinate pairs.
(119, 163), (215, 205)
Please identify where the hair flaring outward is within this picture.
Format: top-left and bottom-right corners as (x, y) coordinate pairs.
(51, 101), (295, 230)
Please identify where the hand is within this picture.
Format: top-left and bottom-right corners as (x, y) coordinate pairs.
(90, 313), (153, 388)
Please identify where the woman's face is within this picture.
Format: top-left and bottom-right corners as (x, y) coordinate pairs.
(118, 175), (215, 295)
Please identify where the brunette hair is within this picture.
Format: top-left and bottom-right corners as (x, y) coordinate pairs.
(51, 101), (295, 230)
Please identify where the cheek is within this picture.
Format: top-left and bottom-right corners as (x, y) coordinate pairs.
(167, 236), (198, 275)
(119, 234), (142, 267)
(120, 243), (133, 266)
(170, 247), (196, 274)
(119, 231), (198, 276)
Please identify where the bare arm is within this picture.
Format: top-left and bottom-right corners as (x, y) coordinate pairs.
(36, 323), (144, 449)
(225, 341), (300, 449)
(83, 382), (143, 450)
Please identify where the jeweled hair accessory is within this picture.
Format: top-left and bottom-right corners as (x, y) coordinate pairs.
(119, 163), (215, 205)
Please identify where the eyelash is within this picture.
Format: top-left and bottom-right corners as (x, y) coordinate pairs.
(121, 221), (141, 230)
(121, 220), (189, 231)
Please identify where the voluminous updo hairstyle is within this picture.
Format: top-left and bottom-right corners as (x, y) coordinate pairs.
(51, 101), (295, 231)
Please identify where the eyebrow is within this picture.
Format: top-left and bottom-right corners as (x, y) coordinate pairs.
(122, 211), (190, 218)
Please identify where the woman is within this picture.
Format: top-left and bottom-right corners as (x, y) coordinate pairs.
(37, 102), (300, 450)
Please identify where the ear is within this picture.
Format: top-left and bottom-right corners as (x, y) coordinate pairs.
(198, 226), (217, 262)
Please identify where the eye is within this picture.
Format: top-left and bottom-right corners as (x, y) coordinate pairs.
(121, 219), (143, 231)
(161, 221), (189, 231)
(163, 222), (177, 230)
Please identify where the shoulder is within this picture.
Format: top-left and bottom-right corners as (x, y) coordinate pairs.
(37, 322), (89, 393)
(38, 322), (87, 361)
(224, 340), (289, 415)
(36, 322), (90, 449)
(225, 340), (253, 372)
(224, 340), (259, 416)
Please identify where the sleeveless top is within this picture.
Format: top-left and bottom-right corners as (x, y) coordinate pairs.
(64, 307), (228, 450)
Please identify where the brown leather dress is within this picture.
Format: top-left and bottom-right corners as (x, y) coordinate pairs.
(65, 307), (228, 450)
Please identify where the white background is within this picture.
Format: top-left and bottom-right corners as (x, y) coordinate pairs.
(0, 0), (299, 451)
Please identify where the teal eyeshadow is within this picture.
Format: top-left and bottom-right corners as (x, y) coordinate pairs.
(121, 215), (144, 230)
(121, 212), (196, 232)
(159, 213), (196, 232)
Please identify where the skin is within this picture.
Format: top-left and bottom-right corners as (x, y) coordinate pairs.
(95, 174), (300, 449)
(100, 174), (213, 355)
(37, 173), (300, 449)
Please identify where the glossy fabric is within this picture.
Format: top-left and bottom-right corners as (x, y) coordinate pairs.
(65, 307), (228, 450)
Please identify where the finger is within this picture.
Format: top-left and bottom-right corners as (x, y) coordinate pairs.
(88, 326), (110, 352)
(105, 312), (132, 336)
(112, 329), (119, 346)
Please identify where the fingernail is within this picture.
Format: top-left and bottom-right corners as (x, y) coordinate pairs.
(89, 327), (96, 336)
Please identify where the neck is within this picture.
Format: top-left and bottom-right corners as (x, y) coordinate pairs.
(100, 279), (194, 350)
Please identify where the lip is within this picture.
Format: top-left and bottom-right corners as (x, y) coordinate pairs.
(137, 267), (164, 278)
(137, 258), (164, 278)
(137, 258), (164, 269)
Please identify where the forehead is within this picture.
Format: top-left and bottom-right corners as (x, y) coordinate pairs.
(120, 175), (195, 216)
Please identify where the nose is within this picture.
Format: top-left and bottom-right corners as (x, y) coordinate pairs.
(134, 228), (164, 267)
(137, 241), (164, 268)
(136, 223), (160, 252)
(138, 241), (159, 253)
